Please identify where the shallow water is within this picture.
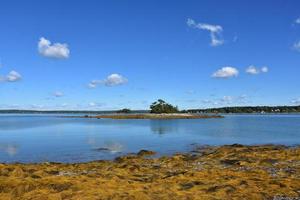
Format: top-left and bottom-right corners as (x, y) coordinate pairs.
(0, 114), (299, 163)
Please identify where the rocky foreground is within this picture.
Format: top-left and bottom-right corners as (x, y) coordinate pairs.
(1, 145), (300, 200)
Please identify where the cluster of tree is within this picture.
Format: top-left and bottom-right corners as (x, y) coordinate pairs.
(116, 108), (131, 113)
(184, 106), (300, 114)
(150, 99), (179, 113)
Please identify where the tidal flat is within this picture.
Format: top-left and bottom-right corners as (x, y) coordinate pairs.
(1, 144), (300, 200)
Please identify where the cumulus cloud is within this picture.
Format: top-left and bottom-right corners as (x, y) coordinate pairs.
(246, 65), (268, 75)
(212, 67), (239, 78)
(246, 66), (260, 74)
(0, 70), (22, 82)
(6, 71), (22, 82)
(88, 73), (128, 88)
(187, 18), (224, 46)
(53, 91), (64, 97)
(103, 74), (128, 86)
(38, 37), (70, 59)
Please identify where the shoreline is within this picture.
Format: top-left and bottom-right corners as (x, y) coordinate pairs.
(65, 113), (224, 119)
(1, 144), (300, 199)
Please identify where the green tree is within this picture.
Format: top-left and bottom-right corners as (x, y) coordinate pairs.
(117, 108), (131, 113)
(150, 99), (179, 113)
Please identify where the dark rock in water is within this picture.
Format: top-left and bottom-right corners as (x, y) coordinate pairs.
(94, 147), (110, 151)
(137, 150), (156, 156)
(229, 144), (244, 148)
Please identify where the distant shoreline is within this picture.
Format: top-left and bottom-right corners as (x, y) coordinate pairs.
(0, 105), (299, 114)
(66, 113), (224, 119)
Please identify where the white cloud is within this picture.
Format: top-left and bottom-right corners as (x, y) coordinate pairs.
(0, 70), (22, 82)
(38, 37), (70, 59)
(261, 66), (268, 73)
(89, 102), (96, 107)
(6, 71), (22, 82)
(218, 96), (235, 105)
(291, 98), (300, 104)
(87, 81), (99, 88)
(53, 91), (64, 97)
(293, 41), (300, 52)
(88, 73), (128, 88)
(246, 65), (269, 75)
(212, 67), (239, 78)
(187, 18), (224, 46)
(238, 94), (247, 100)
(103, 74), (128, 86)
(295, 17), (300, 24)
(221, 96), (233, 103)
(246, 66), (260, 74)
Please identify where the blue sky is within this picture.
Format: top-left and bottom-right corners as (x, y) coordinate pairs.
(0, 0), (300, 110)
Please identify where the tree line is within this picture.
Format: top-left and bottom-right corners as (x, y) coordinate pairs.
(184, 106), (300, 114)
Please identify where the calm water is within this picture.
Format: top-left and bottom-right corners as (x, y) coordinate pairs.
(0, 114), (300, 163)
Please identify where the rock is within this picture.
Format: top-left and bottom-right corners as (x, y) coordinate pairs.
(137, 150), (156, 157)
(180, 181), (203, 190)
(180, 182), (194, 190)
(58, 171), (77, 176)
(49, 182), (72, 192)
(229, 144), (244, 148)
(94, 147), (110, 151)
(220, 159), (241, 166)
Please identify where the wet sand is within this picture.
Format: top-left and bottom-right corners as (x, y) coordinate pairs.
(0, 145), (300, 200)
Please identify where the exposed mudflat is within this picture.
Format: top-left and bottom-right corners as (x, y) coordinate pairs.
(1, 145), (300, 200)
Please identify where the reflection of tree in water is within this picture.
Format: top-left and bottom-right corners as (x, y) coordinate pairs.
(150, 120), (179, 135)
(0, 143), (18, 156)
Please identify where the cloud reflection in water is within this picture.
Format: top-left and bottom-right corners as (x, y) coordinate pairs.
(0, 143), (18, 156)
(87, 137), (124, 154)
